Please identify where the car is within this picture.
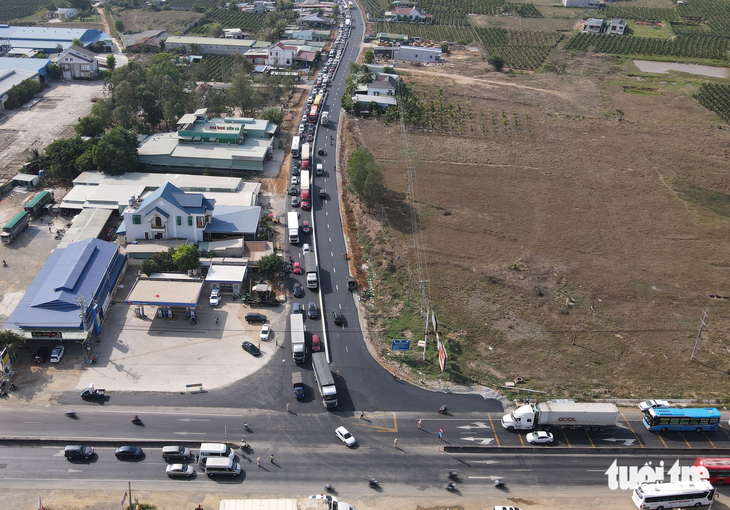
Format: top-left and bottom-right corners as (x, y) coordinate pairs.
(50, 345), (65, 363)
(162, 446), (192, 461)
(638, 399), (672, 412)
(291, 176), (299, 186)
(317, 148), (325, 156)
(332, 310), (344, 325)
(293, 302), (302, 314)
(166, 463), (195, 478)
(115, 446), (143, 459)
(492, 507), (524, 510)
(306, 96), (313, 105)
(526, 431), (554, 444)
(312, 334), (321, 352)
(288, 185), (298, 196)
(291, 196), (300, 208)
(298, 123), (305, 134)
(303, 243), (311, 254)
(293, 281), (304, 298)
(306, 134), (314, 142)
(335, 426), (356, 447)
(302, 220), (310, 233)
(209, 289), (221, 306)
(33, 347), (49, 364)
(301, 199), (310, 211)
(64, 445), (94, 460)
(241, 341), (261, 356)
(307, 302), (318, 319)
(245, 313), (267, 323)
(319, 189), (327, 199)
(291, 165), (300, 177)
(260, 324), (271, 341)
(293, 262), (303, 274)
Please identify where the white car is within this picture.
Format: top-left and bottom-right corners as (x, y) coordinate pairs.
(492, 507), (523, 510)
(526, 431), (554, 444)
(291, 176), (299, 186)
(209, 289), (221, 306)
(638, 400), (671, 412)
(302, 243), (311, 254)
(166, 463), (194, 478)
(260, 324), (271, 341)
(335, 426), (356, 447)
(50, 345), (65, 363)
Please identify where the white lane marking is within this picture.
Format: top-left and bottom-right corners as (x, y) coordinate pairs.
(330, 252), (334, 257)
(333, 267), (336, 273)
(339, 303), (342, 309)
(335, 285), (339, 291)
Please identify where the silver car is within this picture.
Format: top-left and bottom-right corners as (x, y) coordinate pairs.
(166, 463), (194, 478)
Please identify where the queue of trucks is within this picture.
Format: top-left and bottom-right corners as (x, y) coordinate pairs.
(501, 401), (619, 431)
(1, 210), (30, 244)
(291, 312), (306, 363)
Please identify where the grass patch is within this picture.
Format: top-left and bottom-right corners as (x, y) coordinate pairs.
(626, 20), (675, 39)
(677, 185), (730, 217)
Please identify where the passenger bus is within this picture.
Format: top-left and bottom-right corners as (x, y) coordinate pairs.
(695, 458), (730, 484)
(348, 1), (354, 9)
(632, 480), (715, 509)
(308, 104), (319, 123)
(291, 135), (301, 158)
(643, 407), (722, 432)
(313, 94), (323, 107)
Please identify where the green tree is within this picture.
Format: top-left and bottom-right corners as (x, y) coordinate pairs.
(228, 1), (238, 9)
(0, 329), (26, 350)
(25, 148), (44, 173)
(55, 43), (63, 53)
(363, 49), (374, 64)
(106, 54), (116, 72)
(114, 20), (124, 33)
(92, 127), (138, 175)
(228, 73), (259, 117)
(75, 115), (106, 137)
(91, 98), (114, 128)
(141, 258), (160, 277)
(258, 253), (284, 278)
(441, 42), (449, 53)
(347, 147), (384, 209)
(260, 107), (283, 125)
(72, 38), (84, 48)
(44, 137), (91, 181)
(488, 54), (504, 72)
(75, 149), (96, 173)
(47, 64), (62, 80)
(210, 23), (223, 38)
(313, 50), (321, 64)
(361, 161), (385, 210)
(172, 244), (201, 272)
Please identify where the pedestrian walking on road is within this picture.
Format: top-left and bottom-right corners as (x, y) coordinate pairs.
(257, 457), (261, 467)
(418, 420), (422, 429)
(286, 402), (291, 413)
(270, 454), (274, 463)
(360, 411), (364, 419)
(195, 454), (199, 463)
(393, 438), (398, 448)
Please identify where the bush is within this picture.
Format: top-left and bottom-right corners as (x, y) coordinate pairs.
(488, 54), (505, 72)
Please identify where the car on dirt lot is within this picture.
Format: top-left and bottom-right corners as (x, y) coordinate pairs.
(241, 341), (261, 356)
(50, 345), (65, 363)
(260, 324), (271, 341)
(245, 313), (267, 323)
(33, 347), (49, 364)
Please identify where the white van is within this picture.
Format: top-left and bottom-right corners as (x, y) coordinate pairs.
(205, 458), (241, 476)
(199, 443), (235, 460)
(316, 163), (323, 176)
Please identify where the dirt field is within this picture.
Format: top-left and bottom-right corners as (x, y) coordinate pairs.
(345, 52), (730, 399)
(114, 8), (203, 34)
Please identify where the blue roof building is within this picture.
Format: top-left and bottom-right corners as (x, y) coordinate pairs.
(0, 25), (112, 53)
(4, 238), (127, 340)
(0, 57), (51, 108)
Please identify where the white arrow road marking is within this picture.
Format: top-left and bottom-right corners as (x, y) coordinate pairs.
(457, 422), (490, 430)
(602, 438), (637, 446)
(461, 436), (494, 445)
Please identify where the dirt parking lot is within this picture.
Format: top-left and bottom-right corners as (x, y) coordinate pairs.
(0, 81), (103, 181)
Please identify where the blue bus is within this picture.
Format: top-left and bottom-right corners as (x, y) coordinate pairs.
(643, 407), (722, 432)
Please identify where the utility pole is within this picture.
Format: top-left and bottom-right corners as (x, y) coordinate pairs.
(128, 481), (132, 510)
(690, 309), (708, 362)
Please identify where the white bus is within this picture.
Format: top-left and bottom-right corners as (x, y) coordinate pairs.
(291, 135), (301, 158)
(633, 480), (715, 510)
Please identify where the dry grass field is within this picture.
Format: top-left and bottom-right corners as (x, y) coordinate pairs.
(346, 51), (730, 400)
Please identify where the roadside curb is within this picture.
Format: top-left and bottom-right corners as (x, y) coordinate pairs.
(444, 445), (730, 455)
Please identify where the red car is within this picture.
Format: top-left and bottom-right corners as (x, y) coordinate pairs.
(301, 199), (311, 211)
(302, 220), (310, 233)
(312, 334), (321, 352)
(293, 262), (302, 274)
(306, 134), (314, 142)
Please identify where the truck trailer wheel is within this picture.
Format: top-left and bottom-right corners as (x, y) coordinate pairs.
(507, 426), (514, 431)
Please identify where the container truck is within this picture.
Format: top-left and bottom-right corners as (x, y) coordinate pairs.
(312, 351), (338, 408)
(220, 497), (355, 510)
(292, 372), (304, 400)
(1, 210), (30, 244)
(24, 191), (53, 217)
(501, 401), (619, 431)
(301, 170), (311, 201)
(301, 143), (311, 170)
(321, 111), (329, 126)
(287, 211), (299, 244)
(304, 251), (317, 289)
(291, 312), (306, 363)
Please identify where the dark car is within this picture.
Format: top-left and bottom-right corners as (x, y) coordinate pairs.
(64, 445), (94, 460)
(115, 446), (143, 459)
(293, 282), (304, 298)
(319, 188), (327, 199)
(332, 310), (344, 326)
(307, 302), (318, 319)
(33, 347), (49, 364)
(291, 165), (300, 176)
(241, 341), (261, 356)
(245, 313), (267, 323)
(306, 134), (314, 142)
(291, 196), (300, 208)
(162, 445), (192, 461)
(317, 148), (325, 156)
(288, 185), (298, 196)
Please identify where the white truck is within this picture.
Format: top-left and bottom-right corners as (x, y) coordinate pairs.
(220, 496), (355, 510)
(304, 252), (317, 289)
(321, 111), (329, 125)
(312, 352), (338, 408)
(291, 312), (306, 363)
(287, 211), (299, 244)
(501, 401), (619, 432)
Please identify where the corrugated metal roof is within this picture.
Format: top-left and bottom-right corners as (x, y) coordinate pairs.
(204, 206), (261, 235)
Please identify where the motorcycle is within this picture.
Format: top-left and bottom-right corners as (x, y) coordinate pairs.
(369, 479), (379, 487)
(325, 484), (334, 492)
(66, 409), (76, 418)
(438, 405), (447, 414)
(240, 440), (249, 451)
(448, 470), (458, 478)
(132, 415), (142, 425)
(446, 482), (457, 491)
(494, 478), (504, 487)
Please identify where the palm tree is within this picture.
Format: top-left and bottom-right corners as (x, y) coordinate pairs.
(25, 148), (44, 173)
